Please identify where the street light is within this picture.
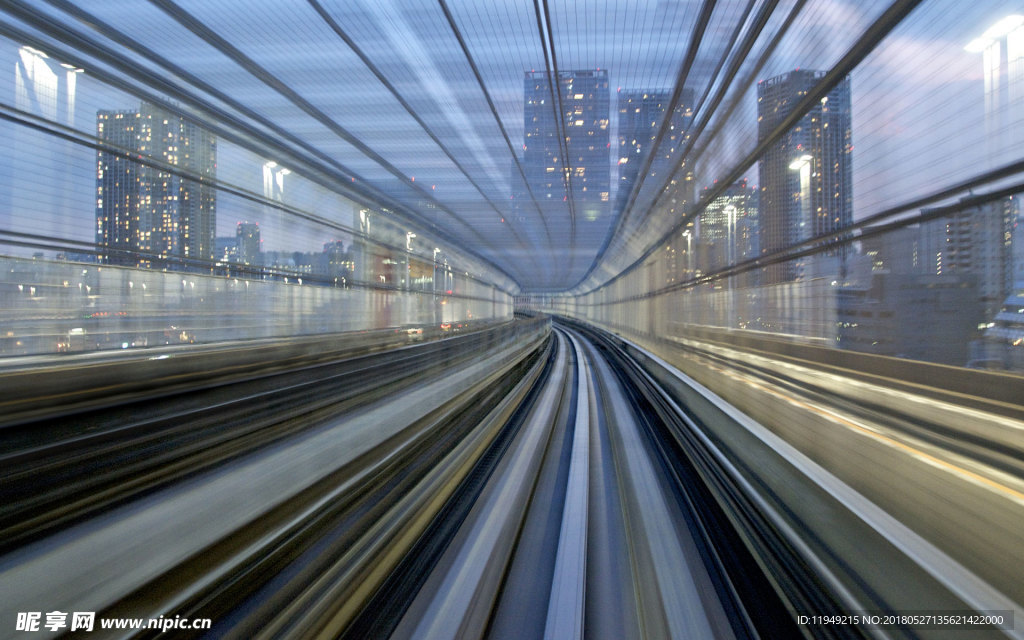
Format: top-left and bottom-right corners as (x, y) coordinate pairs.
(432, 248), (440, 290)
(432, 248), (441, 325)
(724, 204), (737, 327)
(965, 15), (1024, 169)
(682, 229), (692, 277)
(724, 204), (737, 268)
(965, 15), (1024, 52)
(787, 154), (813, 171)
(789, 154), (812, 238)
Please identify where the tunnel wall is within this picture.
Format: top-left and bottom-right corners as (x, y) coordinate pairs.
(0, 254), (511, 357)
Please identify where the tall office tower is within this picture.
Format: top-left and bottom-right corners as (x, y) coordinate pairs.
(520, 69), (610, 250)
(616, 88), (694, 213)
(214, 236), (237, 265)
(920, 197), (1015, 321)
(757, 69), (852, 284)
(699, 179), (759, 253)
(319, 240), (353, 281)
(96, 103), (216, 269)
(235, 222), (261, 266)
(696, 179), (759, 288)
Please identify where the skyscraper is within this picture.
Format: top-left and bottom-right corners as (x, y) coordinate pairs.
(616, 88), (693, 213)
(235, 221), (261, 267)
(920, 197), (1015, 321)
(319, 240), (353, 282)
(520, 69), (610, 250)
(757, 69), (852, 283)
(699, 178), (759, 267)
(96, 103), (216, 269)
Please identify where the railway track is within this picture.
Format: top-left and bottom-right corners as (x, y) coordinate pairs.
(0, 321), (541, 553)
(663, 334), (1024, 480)
(1, 316), (1018, 638)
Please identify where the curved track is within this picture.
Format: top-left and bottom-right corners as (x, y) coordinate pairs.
(1, 317), (1019, 639)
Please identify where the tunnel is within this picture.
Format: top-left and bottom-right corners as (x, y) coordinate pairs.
(1, 1), (1023, 638)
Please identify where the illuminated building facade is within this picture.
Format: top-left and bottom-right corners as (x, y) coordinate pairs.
(920, 197), (1015, 321)
(96, 104), (216, 268)
(699, 179), (758, 252)
(521, 70), (610, 247)
(320, 240), (353, 281)
(616, 89), (693, 213)
(757, 69), (852, 284)
(236, 222), (261, 266)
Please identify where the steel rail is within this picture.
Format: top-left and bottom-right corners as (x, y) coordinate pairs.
(543, 329), (591, 640)
(0, 326), (530, 553)
(0, 323), (548, 625)
(577, 318), (1024, 638)
(391, 330), (571, 638)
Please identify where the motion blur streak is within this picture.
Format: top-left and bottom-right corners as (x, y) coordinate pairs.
(2, 0), (1024, 638)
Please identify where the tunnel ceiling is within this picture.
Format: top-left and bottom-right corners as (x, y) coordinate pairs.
(4, 0), (921, 293)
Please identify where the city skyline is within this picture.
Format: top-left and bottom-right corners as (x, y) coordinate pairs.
(0, 0), (1021, 368)
(0, 1), (1016, 293)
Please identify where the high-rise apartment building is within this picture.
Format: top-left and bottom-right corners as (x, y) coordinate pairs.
(520, 70), (610, 249)
(920, 197), (1015, 320)
(616, 89), (693, 213)
(699, 180), (758, 245)
(698, 178), (759, 277)
(96, 103), (216, 269)
(319, 240), (353, 281)
(757, 69), (852, 283)
(235, 221), (261, 266)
